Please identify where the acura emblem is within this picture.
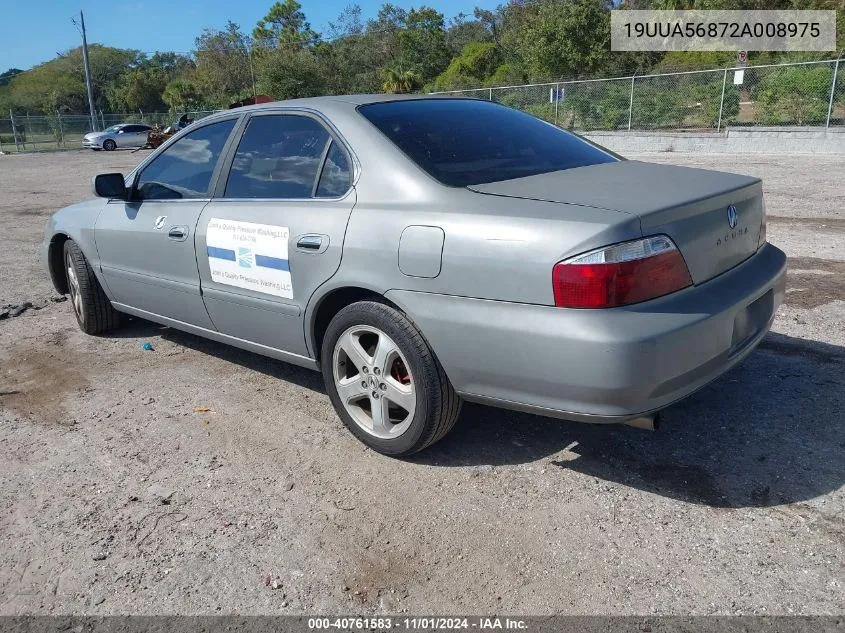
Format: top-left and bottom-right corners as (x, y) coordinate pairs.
(726, 205), (738, 229)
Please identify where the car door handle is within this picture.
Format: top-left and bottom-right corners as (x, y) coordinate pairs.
(296, 235), (323, 250)
(168, 226), (188, 241)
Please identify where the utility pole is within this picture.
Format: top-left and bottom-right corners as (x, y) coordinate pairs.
(78, 11), (98, 132)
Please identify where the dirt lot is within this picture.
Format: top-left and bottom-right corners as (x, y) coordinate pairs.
(0, 149), (843, 615)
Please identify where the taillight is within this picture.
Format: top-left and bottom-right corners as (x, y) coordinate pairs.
(553, 235), (692, 308)
(758, 198), (767, 249)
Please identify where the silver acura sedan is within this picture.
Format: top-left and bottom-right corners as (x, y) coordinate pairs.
(82, 123), (152, 151)
(44, 95), (786, 456)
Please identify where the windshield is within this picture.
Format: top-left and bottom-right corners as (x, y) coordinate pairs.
(359, 99), (618, 187)
(104, 125), (122, 133)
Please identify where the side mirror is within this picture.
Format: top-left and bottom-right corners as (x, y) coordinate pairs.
(93, 173), (128, 200)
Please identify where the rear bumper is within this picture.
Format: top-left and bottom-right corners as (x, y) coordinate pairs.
(386, 243), (786, 423)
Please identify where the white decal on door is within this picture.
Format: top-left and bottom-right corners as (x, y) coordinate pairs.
(206, 218), (293, 299)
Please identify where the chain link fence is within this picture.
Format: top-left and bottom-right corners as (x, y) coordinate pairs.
(1, 59), (842, 153)
(0, 110), (219, 153)
(432, 58), (845, 133)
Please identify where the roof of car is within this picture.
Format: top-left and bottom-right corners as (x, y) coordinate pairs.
(222, 93), (463, 113)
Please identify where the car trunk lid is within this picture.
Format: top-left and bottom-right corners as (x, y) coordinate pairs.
(468, 160), (764, 285)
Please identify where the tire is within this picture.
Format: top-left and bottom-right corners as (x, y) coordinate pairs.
(103, 139), (116, 151)
(321, 301), (461, 456)
(63, 240), (121, 335)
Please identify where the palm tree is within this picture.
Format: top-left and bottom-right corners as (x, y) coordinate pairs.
(381, 66), (422, 94)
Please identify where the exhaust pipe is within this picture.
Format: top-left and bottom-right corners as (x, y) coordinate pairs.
(624, 413), (659, 431)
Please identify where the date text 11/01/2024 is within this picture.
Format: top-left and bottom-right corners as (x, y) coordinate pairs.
(307, 617), (529, 630)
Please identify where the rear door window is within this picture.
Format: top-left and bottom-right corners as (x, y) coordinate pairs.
(359, 99), (618, 187)
(224, 114), (344, 199)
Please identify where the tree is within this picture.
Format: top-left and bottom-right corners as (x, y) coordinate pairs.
(13, 45), (144, 112)
(69, 45), (144, 109)
(366, 4), (408, 68)
(8, 64), (85, 113)
(0, 68), (23, 87)
(445, 13), (492, 57)
(253, 0), (319, 50)
(431, 42), (500, 91)
(107, 68), (168, 112)
(316, 4), (381, 94)
(6, 59), (84, 113)
(398, 7), (451, 82)
(381, 65), (422, 93)
(257, 48), (326, 99)
(194, 22), (254, 107)
(140, 52), (194, 75)
(314, 3), (410, 95)
(162, 78), (203, 111)
(504, 0), (613, 81)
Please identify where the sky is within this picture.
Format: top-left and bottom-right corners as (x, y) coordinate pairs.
(2, 0), (501, 72)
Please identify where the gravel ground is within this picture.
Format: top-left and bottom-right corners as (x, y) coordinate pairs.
(0, 149), (842, 616)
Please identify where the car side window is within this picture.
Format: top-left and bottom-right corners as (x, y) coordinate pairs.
(315, 141), (352, 198)
(224, 115), (335, 199)
(135, 119), (236, 201)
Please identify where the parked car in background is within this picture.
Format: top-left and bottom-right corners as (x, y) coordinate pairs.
(46, 96), (785, 456)
(83, 124), (152, 151)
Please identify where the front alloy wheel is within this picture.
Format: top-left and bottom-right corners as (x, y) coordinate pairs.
(62, 240), (121, 334)
(65, 249), (85, 327)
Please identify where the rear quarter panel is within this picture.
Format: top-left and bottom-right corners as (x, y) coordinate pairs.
(336, 188), (643, 304)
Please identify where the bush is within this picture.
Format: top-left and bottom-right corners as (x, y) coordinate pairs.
(523, 102), (555, 123)
(256, 49), (326, 101)
(430, 42), (499, 92)
(562, 83), (630, 131)
(753, 66), (833, 125)
(691, 79), (740, 128)
(485, 63), (526, 88)
(630, 85), (686, 129)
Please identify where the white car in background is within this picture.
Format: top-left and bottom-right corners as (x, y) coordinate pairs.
(82, 123), (152, 151)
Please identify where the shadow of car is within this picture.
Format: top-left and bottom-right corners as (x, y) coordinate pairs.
(110, 318), (844, 509)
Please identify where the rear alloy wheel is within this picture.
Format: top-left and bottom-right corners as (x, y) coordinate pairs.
(322, 301), (461, 456)
(63, 240), (121, 334)
(333, 325), (416, 439)
(102, 139), (116, 151)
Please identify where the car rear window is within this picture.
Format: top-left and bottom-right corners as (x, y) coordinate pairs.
(359, 99), (618, 187)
